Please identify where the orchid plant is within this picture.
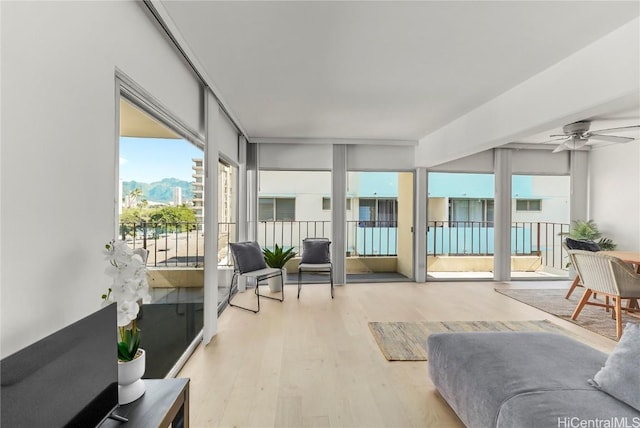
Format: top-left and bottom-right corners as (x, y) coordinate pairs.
(102, 240), (151, 362)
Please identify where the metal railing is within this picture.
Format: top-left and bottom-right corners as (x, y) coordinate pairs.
(258, 220), (398, 257)
(427, 221), (570, 271)
(120, 221), (237, 267)
(259, 221), (331, 255)
(120, 219), (569, 271)
(346, 220), (398, 257)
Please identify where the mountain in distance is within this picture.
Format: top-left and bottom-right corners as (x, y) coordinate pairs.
(123, 178), (193, 204)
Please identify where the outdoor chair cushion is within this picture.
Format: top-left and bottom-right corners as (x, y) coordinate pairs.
(300, 239), (331, 264)
(565, 237), (601, 252)
(230, 241), (267, 273)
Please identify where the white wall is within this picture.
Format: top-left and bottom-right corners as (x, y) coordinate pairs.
(1, 1), (202, 357)
(347, 145), (415, 170)
(588, 142), (640, 250)
(259, 143), (332, 170)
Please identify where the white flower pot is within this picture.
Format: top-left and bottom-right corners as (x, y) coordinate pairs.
(268, 268), (286, 292)
(118, 349), (146, 405)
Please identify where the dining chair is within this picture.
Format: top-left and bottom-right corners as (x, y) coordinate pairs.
(569, 249), (640, 338)
(227, 241), (284, 313)
(564, 237), (601, 299)
(297, 238), (334, 299)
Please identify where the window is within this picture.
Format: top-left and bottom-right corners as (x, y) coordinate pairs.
(322, 197), (351, 210)
(516, 199), (542, 212)
(322, 197), (331, 210)
(358, 198), (397, 227)
(259, 197), (295, 221)
(449, 199), (494, 224)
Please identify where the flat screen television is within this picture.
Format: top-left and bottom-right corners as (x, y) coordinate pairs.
(1, 304), (119, 428)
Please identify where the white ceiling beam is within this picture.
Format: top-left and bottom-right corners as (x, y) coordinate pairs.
(251, 137), (417, 146)
(417, 17), (640, 168)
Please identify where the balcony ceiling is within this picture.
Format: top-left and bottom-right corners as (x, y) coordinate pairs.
(158, 1), (639, 145)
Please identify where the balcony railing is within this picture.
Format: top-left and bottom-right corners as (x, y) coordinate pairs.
(259, 220), (331, 255)
(427, 221), (570, 271)
(120, 221), (237, 267)
(120, 220), (570, 272)
(258, 220), (398, 257)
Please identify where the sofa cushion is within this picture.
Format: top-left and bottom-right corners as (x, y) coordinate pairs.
(427, 331), (611, 428)
(590, 322), (640, 411)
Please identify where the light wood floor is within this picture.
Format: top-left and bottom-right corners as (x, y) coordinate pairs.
(178, 281), (617, 428)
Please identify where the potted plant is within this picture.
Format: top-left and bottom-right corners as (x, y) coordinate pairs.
(566, 220), (616, 250)
(102, 240), (151, 405)
(561, 220), (617, 279)
(262, 244), (297, 292)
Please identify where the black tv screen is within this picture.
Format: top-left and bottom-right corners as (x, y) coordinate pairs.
(1, 304), (119, 428)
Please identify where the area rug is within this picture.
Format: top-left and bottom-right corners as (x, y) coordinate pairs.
(368, 319), (568, 361)
(495, 288), (639, 341)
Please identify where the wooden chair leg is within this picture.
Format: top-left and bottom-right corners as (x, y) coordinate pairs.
(571, 288), (593, 320)
(615, 297), (623, 339)
(565, 276), (581, 299)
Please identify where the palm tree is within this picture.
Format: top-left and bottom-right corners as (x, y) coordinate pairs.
(126, 188), (143, 208)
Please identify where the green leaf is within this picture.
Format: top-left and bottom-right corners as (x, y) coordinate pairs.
(262, 244), (297, 268)
(117, 327), (141, 362)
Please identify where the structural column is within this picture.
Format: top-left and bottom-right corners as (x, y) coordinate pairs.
(246, 142), (258, 242)
(332, 145), (347, 285)
(414, 168), (428, 282)
(237, 135), (248, 243)
(202, 92), (219, 344)
(569, 150), (589, 223)
(494, 148), (512, 281)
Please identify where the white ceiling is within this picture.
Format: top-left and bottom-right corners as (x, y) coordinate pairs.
(159, 1), (639, 144)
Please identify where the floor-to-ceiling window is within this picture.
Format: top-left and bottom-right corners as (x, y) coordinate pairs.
(510, 174), (570, 279)
(119, 96), (204, 378)
(346, 171), (413, 282)
(427, 172), (495, 280)
(258, 170), (332, 281)
(426, 171), (570, 280)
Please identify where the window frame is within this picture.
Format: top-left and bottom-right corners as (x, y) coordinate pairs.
(258, 197), (296, 221)
(515, 199), (542, 212)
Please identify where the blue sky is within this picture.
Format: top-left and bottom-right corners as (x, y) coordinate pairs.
(119, 137), (203, 182)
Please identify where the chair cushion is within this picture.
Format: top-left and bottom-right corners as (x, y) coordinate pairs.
(565, 237), (601, 252)
(301, 239), (331, 264)
(590, 322), (640, 411)
(230, 241), (267, 273)
(299, 263), (332, 272)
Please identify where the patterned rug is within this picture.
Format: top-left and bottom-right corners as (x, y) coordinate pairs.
(495, 288), (639, 341)
(368, 319), (569, 361)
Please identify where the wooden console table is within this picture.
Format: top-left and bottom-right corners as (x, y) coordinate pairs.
(102, 378), (189, 428)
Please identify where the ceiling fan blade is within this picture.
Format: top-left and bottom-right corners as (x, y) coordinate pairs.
(589, 125), (640, 134)
(542, 137), (569, 144)
(552, 143), (568, 153)
(586, 134), (635, 144)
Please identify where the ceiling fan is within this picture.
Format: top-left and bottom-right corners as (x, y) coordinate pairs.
(548, 121), (640, 153)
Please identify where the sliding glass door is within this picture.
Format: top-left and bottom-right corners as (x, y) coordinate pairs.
(119, 96), (204, 378)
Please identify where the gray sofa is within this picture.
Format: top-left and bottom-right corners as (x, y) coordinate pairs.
(427, 332), (640, 428)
